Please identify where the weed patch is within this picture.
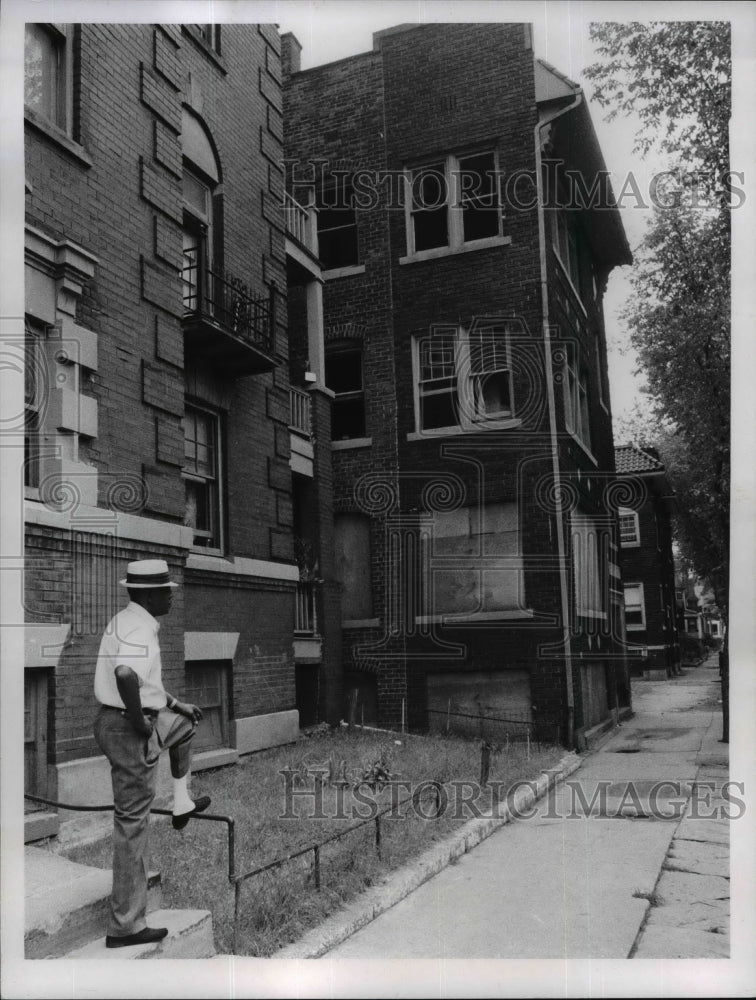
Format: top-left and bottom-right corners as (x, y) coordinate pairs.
(65, 727), (562, 956)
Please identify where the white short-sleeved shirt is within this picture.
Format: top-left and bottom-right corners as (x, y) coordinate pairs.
(94, 602), (168, 710)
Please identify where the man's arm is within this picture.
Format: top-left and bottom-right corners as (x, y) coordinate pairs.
(115, 664), (153, 736)
(164, 693), (203, 725)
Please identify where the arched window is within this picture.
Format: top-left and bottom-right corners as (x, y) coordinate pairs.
(181, 108), (222, 311)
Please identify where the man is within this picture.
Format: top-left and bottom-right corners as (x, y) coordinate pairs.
(94, 558), (211, 949)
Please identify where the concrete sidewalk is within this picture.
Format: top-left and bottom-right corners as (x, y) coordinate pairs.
(322, 656), (728, 959)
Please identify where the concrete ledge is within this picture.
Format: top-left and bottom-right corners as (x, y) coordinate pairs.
(24, 811), (60, 843)
(64, 908), (215, 959)
(294, 637), (322, 661)
(235, 710), (300, 755)
(577, 714), (617, 751)
(193, 747), (239, 772)
(274, 752), (582, 959)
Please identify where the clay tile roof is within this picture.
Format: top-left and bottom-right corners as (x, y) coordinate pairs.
(614, 444), (665, 474)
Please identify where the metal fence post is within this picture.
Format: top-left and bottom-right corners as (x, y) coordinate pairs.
(233, 880), (241, 955)
(375, 814), (382, 860)
(480, 742), (492, 788)
(313, 845), (321, 890)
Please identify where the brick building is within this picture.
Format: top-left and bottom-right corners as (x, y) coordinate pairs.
(615, 444), (681, 678)
(284, 23), (633, 748)
(22, 22), (336, 840)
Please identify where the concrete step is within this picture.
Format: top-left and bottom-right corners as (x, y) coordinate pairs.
(63, 908), (215, 959)
(25, 846), (162, 959)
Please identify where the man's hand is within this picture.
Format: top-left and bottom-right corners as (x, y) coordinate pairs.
(133, 714), (155, 738)
(115, 665), (153, 736)
(173, 701), (203, 725)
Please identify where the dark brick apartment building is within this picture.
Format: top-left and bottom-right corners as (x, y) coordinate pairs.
(284, 22), (633, 747)
(22, 22), (337, 838)
(615, 444), (681, 678)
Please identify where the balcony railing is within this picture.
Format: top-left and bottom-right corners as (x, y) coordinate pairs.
(182, 246), (276, 373)
(289, 386), (312, 437)
(284, 192), (319, 258)
(295, 581), (317, 635)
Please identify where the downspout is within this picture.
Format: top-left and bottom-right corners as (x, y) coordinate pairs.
(534, 90), (582, 749)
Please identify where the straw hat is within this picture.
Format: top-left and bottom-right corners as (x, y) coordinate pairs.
(119, 559), (179, 588)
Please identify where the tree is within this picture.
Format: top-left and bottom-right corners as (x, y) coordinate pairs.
(585, 22), (731, 615)
(585, 22), (731, 206)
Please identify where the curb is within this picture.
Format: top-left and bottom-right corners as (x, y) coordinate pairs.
(274, 751), (582, 959)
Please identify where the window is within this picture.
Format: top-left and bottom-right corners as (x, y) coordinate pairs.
(183, 403), (223, 550)
(552, 209), (579, 287)
(317, 181), (359, 269)
(24, 320), (45, 490)
(187, 24), (221, 53)
(334, 514), (373, 620)
(571, 513), (604, 618)
(564, 346), (591, 450)
(618, 508), (640, 547)
(415, 324), (515, 433)
(325, 341), (365, 440)
(182, 167), (213, 312)
(24, 24), (70, 132)
(623, 583), (646, 630)
(406, 151), (502, 256)
(184, 661), (229, 751)
(425, 502), (521, 617)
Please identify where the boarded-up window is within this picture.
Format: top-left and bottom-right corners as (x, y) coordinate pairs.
(427, 502), (520, 616)
(335, 514), (373, 620)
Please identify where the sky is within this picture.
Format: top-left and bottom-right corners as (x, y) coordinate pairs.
(273, 0), (662, 426)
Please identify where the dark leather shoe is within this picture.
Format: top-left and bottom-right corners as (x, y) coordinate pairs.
(105, 926), (168, 948)
(172, 794), (211, 829)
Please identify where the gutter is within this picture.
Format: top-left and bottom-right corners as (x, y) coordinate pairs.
(534, 89), (583, 749)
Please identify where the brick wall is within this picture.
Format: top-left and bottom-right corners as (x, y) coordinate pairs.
(24, 24), (297, 771)
(285, 22), (626, 740)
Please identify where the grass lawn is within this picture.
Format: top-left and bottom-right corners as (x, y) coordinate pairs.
(64, 726), (564, 956)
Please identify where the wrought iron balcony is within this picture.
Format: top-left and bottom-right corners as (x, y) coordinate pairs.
(182, 245), (278, 375)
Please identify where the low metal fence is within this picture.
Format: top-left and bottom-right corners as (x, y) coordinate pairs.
(25, 779), (442, 955)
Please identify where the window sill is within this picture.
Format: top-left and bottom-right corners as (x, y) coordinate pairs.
(342, 618), (380, 629)
(24, 109), (93, 169)
(415, 609), (535, 625)
(567, 431), (598, 466)
(190, 544), (225, 558)
(332, 437), (372, 451)
(626, 625), (647, 632)
(400, 234), (512, 265)
(25, 486), (41, 502)
(575, 610), (608, 621)
(407, 419), (522, 441)
(322, 264), (365, 280)
(620, 540), (641, 549)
